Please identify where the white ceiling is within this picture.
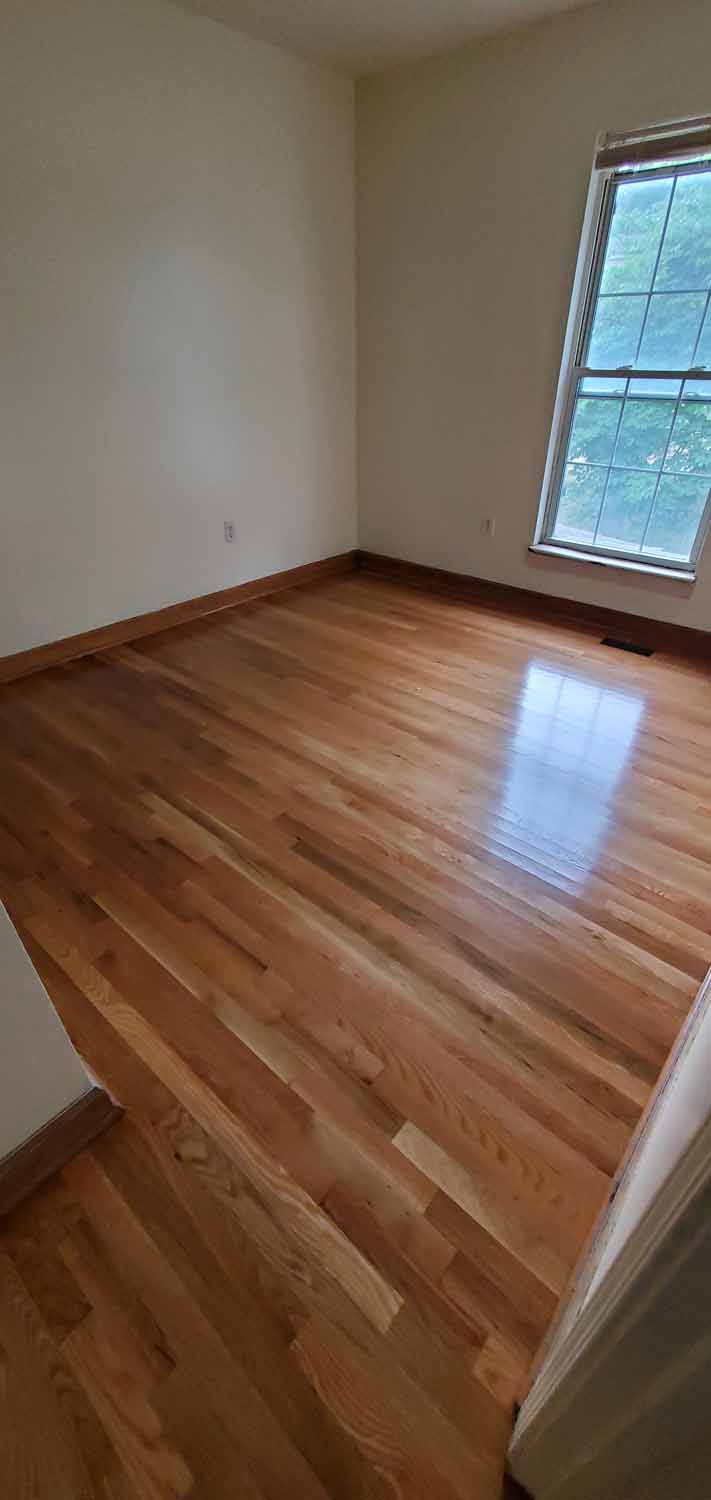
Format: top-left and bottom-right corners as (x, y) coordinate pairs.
(172, 0), (596, 75)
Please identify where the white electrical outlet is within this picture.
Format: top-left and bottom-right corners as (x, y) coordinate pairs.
(224, 521), (235, 543)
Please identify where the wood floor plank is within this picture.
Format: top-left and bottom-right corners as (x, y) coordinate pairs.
(63, 1316), (192, 1500)
(1, 571), (706, 1496)
(292, 1311), (500, 1500)
(0, 1250), (112, 1499)
(25, 915), (403, 1338)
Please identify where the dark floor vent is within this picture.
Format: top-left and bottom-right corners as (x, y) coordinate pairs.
(601, 636), (654, 657)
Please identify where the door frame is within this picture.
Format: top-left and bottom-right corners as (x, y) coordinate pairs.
(509, 966), (711, 1490)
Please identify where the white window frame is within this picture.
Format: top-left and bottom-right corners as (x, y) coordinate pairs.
(533, 138), (711, 580)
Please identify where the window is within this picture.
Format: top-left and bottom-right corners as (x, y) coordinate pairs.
(536, 118), (711, 576)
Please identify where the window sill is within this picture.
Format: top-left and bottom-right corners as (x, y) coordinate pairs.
(529, 542), (696, 583)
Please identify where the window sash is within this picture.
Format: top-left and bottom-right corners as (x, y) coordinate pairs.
(538, 156), (711, 574)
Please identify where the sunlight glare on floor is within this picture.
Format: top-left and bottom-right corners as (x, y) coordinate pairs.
(497, 662), (644, 880)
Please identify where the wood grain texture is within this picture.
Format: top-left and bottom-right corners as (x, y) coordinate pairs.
(0, 569), (707, 1497)
(0, 551), (356, 684)
(0, 1089), (121, 1219)
(357, 550), (711, 658)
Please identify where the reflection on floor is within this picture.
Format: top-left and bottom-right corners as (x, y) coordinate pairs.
(500, 662), (644, 878)
(0, 570), (708, 1498)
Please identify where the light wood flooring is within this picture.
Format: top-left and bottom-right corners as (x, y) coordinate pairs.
(0, 569), (709, 1498)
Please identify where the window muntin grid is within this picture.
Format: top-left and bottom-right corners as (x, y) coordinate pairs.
(542, 157), (711, 569)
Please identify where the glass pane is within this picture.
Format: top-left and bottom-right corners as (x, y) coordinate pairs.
(644, 475), (710, 559)
(665, 398), (711, 475)
(684, 378), (711, 399)
(553, 464), (607, 545)
(580, 375), (628, 395)
(595, 470), (657, 551)
(567, 395), (622, 465)
(586, 295), (646, 369)
(600, 177), (672, 294)
(628, 377), (681, 398)
(613, 397), (675, 470)
(693, 301), (711, 367)
(655, 171), (711, 291)
(637, 292), (707, 368)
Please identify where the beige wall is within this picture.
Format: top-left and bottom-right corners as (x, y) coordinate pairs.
(0, 0), (356, 658)
(357, 0), (711, 629)
(0, 906), (91, 1159)
(5, 0), (708, 656)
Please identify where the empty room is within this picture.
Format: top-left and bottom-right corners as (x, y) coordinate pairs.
(1, 0), (710, 1496)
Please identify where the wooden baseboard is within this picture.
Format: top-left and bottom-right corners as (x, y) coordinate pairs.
(0, 1088), (122, 1218)
(0, 550), (357, 684)
(356, 550), (711, 658)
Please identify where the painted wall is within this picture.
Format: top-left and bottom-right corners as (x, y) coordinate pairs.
(0, 0), (356, 658)
(357, 0), (711, 629)
(0, 906), (92, 1159)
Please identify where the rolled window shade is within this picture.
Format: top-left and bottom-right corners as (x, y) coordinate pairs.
(596, 117), (711, 170)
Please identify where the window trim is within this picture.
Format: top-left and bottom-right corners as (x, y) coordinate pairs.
(534, 144), (711, 578)
(528, 542), (696, 583)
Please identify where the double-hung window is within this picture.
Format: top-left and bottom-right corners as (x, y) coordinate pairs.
(536, 117), (711, 576)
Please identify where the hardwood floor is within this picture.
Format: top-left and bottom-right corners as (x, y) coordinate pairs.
(0, 570), (708, 1498)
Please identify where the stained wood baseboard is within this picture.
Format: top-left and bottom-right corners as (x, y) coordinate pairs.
(356, 550), (711, 658)
(0, 550), (357, 684)
(6, 545), (704, 684)
(0, 1088), (122, 1218)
